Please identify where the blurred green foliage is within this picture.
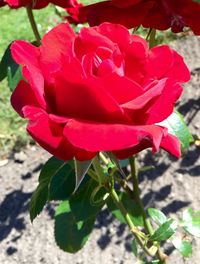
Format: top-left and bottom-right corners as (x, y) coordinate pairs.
(0, 5), (59, 157)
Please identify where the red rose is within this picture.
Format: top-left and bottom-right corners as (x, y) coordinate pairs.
(143, 0), (200, 35)
(4, 0), (79, 9)
(65, 1), (84, 25)
(79, 0), (200, 35)
(11, 23), (190, 161)
(0, 0), (6, 7)
(78, 0), (154, 28)
(5, 0), (49, 9)
(51, 0), (79, 8)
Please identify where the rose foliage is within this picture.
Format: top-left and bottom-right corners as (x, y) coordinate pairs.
(78, 0), (200, 35)
(10, 22), (190, 161)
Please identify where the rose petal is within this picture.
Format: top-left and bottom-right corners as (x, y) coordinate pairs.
(160, 133), (181, 158)
(74, 26), (115, 59)
(11, 40), (46, 108)
(54, 75), (125, 123)
(10, 80), (41, 117)
(98, 73), (143, 104)
(11, 40), (39, 67)
(122, 78), (183, 125)
(23, 106), (76, 160)
(145, 45), (190, 83)
(64, 119), (165, 152)
(79, 0), (154, 29)
(40, 23), (76, 80)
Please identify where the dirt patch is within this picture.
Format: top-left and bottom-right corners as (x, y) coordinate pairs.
(0, 36), (200, 264)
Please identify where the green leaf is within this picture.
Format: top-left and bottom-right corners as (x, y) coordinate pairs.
(7, 65), (23, 92)
(74, 159), (92, 193)
(159, 111), (193, 152)
(150, 219), (177, 241)
(69, 178), (107, 221)
(139, 165), (155, 172)
(107, 192), (144, 227)
(0, 43), (19, 82)
(131, 239), (138, 257)
(182, 208), (200, 237)
(148, 208), (167, 226)
(107, 152), (127, 178)
(29, 156), (65, 222)
(172, 237), (192, 258)
(55, 201), (95, 253)
(49, 160), (76, 201)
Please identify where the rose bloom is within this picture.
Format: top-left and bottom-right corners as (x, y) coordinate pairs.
(65, 1), (83, 25)
(0, 0), (6, 7)
(78, 0), (200, 35)
(78, 0), (154, 28)
(11, 23), (190, 161)
(1, 0), (79, 9)
(143, 0), (200, 34)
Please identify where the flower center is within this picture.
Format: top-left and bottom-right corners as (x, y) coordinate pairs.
(92, 47), (125, 77)
(161, 0), (186, 32)
(170, 15), (186, 32)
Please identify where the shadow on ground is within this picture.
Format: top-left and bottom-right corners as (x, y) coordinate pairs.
(0, 143), (199, 256)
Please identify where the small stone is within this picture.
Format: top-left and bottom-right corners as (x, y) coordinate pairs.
(14, 151), (27, 163)
(175, 172), (183, 182)
(101, 227), (107, 233)
(0, 159), (8, 167)
(31, 146), (37, 151)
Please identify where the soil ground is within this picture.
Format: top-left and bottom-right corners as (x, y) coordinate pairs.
(0, 36), (200, 264)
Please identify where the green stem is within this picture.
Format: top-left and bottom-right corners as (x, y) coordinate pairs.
(115, 175), (133, 198)
(130, 157), (154, 234)
(87, 169), (99, 183)
(92, 156), (106, 185)
(149, 28), (157, 48)
(110, 188), (154, 257)
(92, 156), (155, 257)
(26, 4), (41, 45)
(129, 156), (167, 262)
(99, 152), (109, 165)
(98, 152), (133, 197)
